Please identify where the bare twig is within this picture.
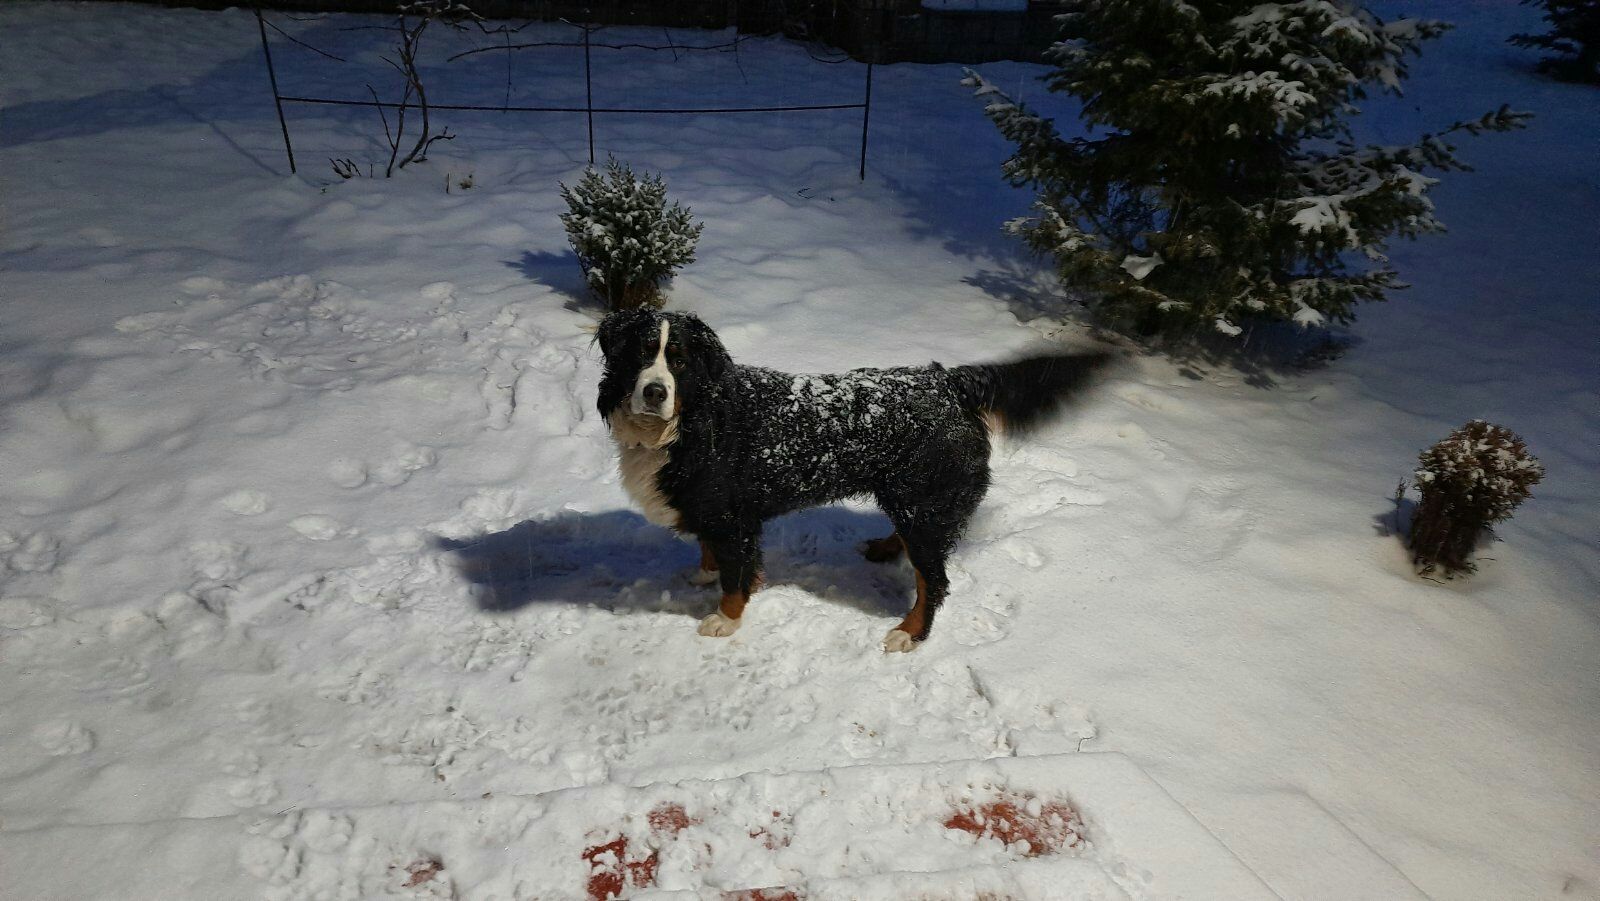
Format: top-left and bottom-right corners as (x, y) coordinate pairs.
(366, 84), (395, 150)
(416, 127), (455, 162)
(346, 2), (460, 177)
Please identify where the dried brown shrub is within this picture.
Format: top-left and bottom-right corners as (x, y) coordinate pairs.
(1408, 420), (1544, 575)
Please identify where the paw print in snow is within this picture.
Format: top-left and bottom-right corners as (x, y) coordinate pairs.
(220, 488), (272, 515)
(290, 514), (350, 542)
(33, 720), (95, 755)
(373, 442), (438, 487)
(0, 530), (60, 573)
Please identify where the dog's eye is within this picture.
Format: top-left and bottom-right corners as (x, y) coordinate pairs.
(666, 346), (685, 369)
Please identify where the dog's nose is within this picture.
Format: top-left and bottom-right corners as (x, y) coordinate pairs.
(642, 382), (668, 406)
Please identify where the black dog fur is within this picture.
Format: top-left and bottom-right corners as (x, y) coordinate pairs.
(596, 309), (1109, 650)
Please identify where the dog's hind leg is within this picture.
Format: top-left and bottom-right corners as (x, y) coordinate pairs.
(698, 531), (763, 638)
(860, 532), (905, 563)
(688, 540), (720, 586)
(884, 535), (950, 652)
(876, 431), (988, 651)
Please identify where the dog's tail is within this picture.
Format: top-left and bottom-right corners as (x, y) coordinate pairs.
(949, 352), (1114, 437)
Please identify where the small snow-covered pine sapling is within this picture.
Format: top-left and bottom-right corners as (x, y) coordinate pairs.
(1511, 0), (1600, 83)
(1407, 421), (1544, 576)
(559, 158), (704, 311)
(962, 1), (1531, 342)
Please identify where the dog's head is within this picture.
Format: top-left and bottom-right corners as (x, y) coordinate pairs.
(596, 310), (730, 425)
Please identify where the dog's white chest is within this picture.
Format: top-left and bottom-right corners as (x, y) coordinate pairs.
(615, 441), (680, 529)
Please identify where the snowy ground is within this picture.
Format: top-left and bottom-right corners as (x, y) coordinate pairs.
(1, 2), (1596, 898)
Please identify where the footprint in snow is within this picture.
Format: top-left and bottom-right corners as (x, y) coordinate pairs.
(1167, 482), (1257, 564)
(371, 442), (437, 487)
(1111, 383), (1182, 413)
(0, 529), (61, 573)
(231, 407), (292, 437)
(327, 457), (368, 489)
(290, 515), (350, 542)
(179, 275), (229, 296)
(188, 540), (248, 581)
(997, 535), (1046, 570)
(220, 488), (272, 515)
(33, 720), (95, 755)
(0, 596), (56, 629)
(419, 281), (455, 303)
(229, 774), (280, 808)
(299, 811), (354, 852)
(76, 654), (152, 699)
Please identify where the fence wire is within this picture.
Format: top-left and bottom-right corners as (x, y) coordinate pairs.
(253, 6), (874, 179)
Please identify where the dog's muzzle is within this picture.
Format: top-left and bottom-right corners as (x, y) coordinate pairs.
(631, 377), (673, 417)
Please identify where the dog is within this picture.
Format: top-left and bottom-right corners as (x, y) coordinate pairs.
(596, 309), (1109, 652)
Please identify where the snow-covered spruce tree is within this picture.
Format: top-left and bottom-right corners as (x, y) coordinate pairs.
(963, 1), (1529, 340)
(1511, 0), (1600, 83)
(559, 158), (703, 311)
(1407, 421), (1544, 576)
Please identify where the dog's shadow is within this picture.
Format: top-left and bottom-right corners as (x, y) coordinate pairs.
(435, 506), (911, 619)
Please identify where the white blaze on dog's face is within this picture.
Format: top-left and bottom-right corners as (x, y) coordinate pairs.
(630, 320), (676, 418)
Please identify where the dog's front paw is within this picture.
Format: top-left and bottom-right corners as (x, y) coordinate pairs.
(686, 567), (719, 587)
(882, 629), (919, 653)
(697, 612), (741, 638)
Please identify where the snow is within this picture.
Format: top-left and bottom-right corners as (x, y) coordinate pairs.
(1118, 252), (1162, 281)
(1198, 70), (1318, 118)
(1, 1), (1598, 899)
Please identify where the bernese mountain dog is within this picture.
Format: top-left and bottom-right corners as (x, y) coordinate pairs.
(596, 309), (1110, 652)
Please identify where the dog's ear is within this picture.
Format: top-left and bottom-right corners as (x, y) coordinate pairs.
(679, 314), (731, 382)
(595, 310), (653, 420)
(595, 309), (649, 358)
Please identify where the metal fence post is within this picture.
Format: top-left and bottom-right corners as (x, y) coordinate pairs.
(255, 6), (297, 174)
(858, 60), (873, 182)
(584, 25), (596, 166)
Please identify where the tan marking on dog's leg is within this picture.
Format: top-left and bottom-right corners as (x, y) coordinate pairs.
(861, 532), (905, 563)
(688, 541), (720, 586)
(884, 570), (928, 653)
(719, 592), (749, 620)
(698, 591), (747, 638)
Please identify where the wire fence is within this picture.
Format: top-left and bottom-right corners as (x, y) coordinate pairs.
(253, 5), (875, 179)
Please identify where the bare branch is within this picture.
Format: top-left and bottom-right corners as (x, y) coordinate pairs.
(366, 84), (396, 152)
